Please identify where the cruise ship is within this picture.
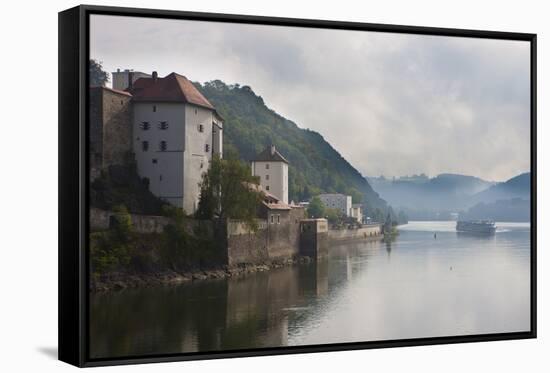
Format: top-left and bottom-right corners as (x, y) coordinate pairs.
(456, 220), (497, 234)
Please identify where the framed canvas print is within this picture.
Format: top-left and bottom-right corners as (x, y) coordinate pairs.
(58, 5), (537, 367)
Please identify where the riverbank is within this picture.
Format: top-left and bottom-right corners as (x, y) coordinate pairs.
(91, 256), (314, 292)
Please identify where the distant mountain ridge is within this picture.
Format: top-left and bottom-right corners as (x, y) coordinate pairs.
(368, 172), (530, 221)
(195, 80), (387, 211)
(368, 173), (495, 212)
(472, 172), (530, 203)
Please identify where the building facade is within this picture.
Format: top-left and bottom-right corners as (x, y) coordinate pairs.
(112, 69), (151, 91)
(318, 193), (352, 217)
(128, 72), (223, 212)
(350, 203), (363, 223)
(89, 86), (133, 180)
(251, 145), (289, 204)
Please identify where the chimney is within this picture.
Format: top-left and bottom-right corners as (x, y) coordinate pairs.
(152, 71), (158, 82)
(270, 145), (276, 155)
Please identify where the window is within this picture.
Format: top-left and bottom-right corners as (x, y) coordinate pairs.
(266, 163), (270, 169)
(205, 144), (210, 152)
(266, 174), (270, 180)
(153, 105), (157, 112)
(142, 141), (149, 152)
(159, 141), (167, 151)
(270, 215), (274, 224)
(266, 185), (270, 191)
(152, 159), (157, 164)
(195, 109), (198, 115)
(159, 121), (169, 130)
(198, 124), (204, 132)
(277, 215), (280, 224)
(120, 100), (124, 105)
(140, 121), (150, 130)
(159, 174), (163, 181)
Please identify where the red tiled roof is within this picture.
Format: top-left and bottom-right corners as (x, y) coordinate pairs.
(129, 73), (214, 109)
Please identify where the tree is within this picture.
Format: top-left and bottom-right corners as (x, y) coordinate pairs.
(90, 204), (132, 274)
(307, 196), (325, 218)
(89, 59), (109, 87)
(196, 155), (263, 229)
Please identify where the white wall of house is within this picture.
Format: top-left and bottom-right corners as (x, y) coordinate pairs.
(133, 102), (221, 213)
(351, 205), (363, 223)
(318, 194), (352, 216)
(251, 160), (288, 204)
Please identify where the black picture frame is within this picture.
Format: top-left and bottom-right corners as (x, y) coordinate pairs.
(59, 4), (537, 368)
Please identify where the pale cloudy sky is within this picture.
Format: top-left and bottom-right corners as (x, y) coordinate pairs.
(90, 15), (531, 182)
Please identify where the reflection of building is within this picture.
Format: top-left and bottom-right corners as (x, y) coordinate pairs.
(350, 203), (363, 223)
(318, 193), (352, 216)
(251, 145), (289, 204)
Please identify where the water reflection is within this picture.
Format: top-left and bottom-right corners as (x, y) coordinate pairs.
(90, 221), (531, 359)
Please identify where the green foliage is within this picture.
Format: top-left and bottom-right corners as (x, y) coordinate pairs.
(397, 210), (409, 225)
(371, 208), (385, 223)
(325, 208), (345, 225)
(90, 205), (133, 274)
(307, 196), (326, 218)
(195, 81), (386, 210)
(90, 163), (168, 215)
(159, 207), (221, 270)
(89, 59), (109, 87)
(196, 155), (263, 229)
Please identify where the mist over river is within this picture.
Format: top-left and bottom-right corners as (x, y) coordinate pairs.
(90, 221), (531, 359)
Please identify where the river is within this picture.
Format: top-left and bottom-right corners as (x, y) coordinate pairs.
(89, 221), (531, 359)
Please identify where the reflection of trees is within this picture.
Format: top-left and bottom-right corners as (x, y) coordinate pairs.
(90, 242), (380, 359)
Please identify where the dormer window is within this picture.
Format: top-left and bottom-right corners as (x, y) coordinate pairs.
(198, 124), (204, 133)
(159, 141), (167, 151)
(159, 121), (169, 130)
(140, 121), (150, 130)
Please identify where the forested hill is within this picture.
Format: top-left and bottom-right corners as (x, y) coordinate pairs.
(195, 80), (387, 210)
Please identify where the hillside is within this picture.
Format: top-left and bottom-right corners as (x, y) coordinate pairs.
(196, 80), (387, 211)
(367, 173), (495, 212)
(472, 172), (530, 203)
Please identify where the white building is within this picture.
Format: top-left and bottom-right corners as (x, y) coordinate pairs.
(112, 69), (151, 91)
(129, 72), (223, 213)
(251, 145), (289, 204)
(318, 193), (352, 217)
(350, 203), (363, 223)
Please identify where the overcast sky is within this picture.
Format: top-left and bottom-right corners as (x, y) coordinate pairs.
(91, 15), (531, 182)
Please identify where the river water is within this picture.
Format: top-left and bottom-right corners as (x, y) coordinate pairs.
(89, 221), (531, 359)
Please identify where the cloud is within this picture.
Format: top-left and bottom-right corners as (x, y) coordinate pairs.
(91, 15), (531, 181)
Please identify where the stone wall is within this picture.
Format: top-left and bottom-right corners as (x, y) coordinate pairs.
(226, 207), (306, 266)
(89, 87), (133, 180)
(300, 219), (329, 259)
(328, 224), (383, 243)
(90, 207), (210, 235)
(226, 220), (269, 266)
(102, 88), (133, 168)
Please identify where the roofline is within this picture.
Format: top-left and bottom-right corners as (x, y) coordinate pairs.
(90, 85), (133, 97)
